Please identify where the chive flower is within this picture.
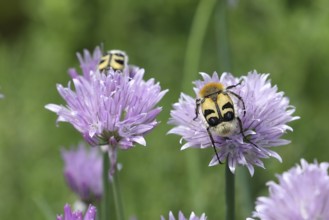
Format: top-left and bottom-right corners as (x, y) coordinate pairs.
(251, 159), (329, 220)
(46, 47), (168, 170)
(61, 142), (103, 203)
(161, 211), (207, 220)
(57, 204), (96, 220)
(168, 71), (299, 175)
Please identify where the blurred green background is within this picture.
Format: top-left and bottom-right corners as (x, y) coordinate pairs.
(0, 0), (328, 219)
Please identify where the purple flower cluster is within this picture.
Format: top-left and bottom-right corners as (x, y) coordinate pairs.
(169, 71), (299, 175)
(161, 211), (207, 220)
(57, 204), (96, 220)
(46, 47), (168, 149)
(61, 143), (103, 203)
(251, 159), (329, 220)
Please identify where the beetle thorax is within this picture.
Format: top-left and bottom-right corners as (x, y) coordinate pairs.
(199, 82), (225, 98)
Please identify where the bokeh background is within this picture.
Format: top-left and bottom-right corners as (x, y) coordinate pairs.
(0, 0), (328, 219)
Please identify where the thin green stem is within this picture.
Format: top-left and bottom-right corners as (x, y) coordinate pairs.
(182, 0), (217, 211)
(33, 197), (55, 220)
(102, 152), (110, 220)
(237, 169), (253, 215)
(225, 163), (235, 220)
(111, 168), (124, 220)
(182, 0), (217, 92)
(95, 201), (102, 220)
(215, 0), (231, 72)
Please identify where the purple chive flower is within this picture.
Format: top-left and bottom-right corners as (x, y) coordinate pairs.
(251, 159), (329, 220)
(61, 143), (103, 203)
(68, 47), (102, 81)
(57, 204), (96, 220)
(161, 211), (207, 220)
(46, 47), (168, 152)
(169, 71), (299, 175)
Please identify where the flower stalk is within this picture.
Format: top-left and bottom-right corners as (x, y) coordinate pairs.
(101, 148), (124, 220)
(215, 0), (231, 72)
(183, 0), (217, 88)
(110, 153), (124, 220)
(225, 163), (235, 220)
(102, 152), (110, 220)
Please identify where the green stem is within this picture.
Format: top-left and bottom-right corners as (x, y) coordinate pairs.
(182, 0), (217, 211)
(102, 152), (110, 220)
(225, 163), (235, 220)
(237, 169), (253, 215)
(215, 0), (231, 72)
(111, 168), (124, 220)
(182, 0), (217, 91)
(95, 201), (102, 220)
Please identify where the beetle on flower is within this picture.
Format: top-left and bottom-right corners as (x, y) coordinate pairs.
(168, 71), (299, 175)
(46, 47), (168, 173)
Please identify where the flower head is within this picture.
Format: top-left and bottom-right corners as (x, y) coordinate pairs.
(61, 142), (103, 203)
(251, 159), (329, 220)
(57, 204), (96, 220)
(168, 71), (299, 175)
(161, 211), (207, 220)
(46, 47), (167, 148)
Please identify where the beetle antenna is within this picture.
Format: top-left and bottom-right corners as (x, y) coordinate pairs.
(226, 80), (242, 90)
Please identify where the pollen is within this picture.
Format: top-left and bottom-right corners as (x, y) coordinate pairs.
(199, 82), (224, 97)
